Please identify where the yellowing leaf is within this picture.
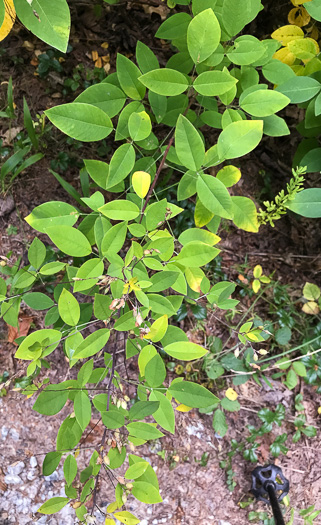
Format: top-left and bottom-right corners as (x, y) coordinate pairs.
(303, 282), (320, 301)
(176, 404), (193, 412)
(288, 37), (317, 60)
(185, 267), (204, 293)
(252, 279), (261, 293)
(291, 0), (312, 5)
(114, 510), (140, 524)
(253, 265), (262, 278)
(106, 502), (118, 513)
(288, 6), (310, 27)
(132, 171), (151, 199)
(0, 0), (15, 42)
(143, 315), (168, 342)
(194, 199), (214, 227)
(225, 388), (238, 401)
(302, 301), (320, 314)
(271, 25), (304, 45)
(273, 46), (296, 65)
(105, 519), (116, 525)
(318, 407), (321, 415)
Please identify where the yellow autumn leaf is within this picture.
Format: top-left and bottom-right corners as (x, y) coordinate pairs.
(302, 301), (320, 314)
(132, 171), (151, 199)
(291, 0), (312, 5)
(288, 6), (310, 27)
(271, 25), (304, 45)
(288, 37), (318, 60)
(318, 407), (321, 415)
(0, 0), (15, 42)
(105, 519), (116, 525)
(273, 46), (296, 66)
(253, 265), (262, 278)
(252, 279), (261, 293)
(176, 404), (193, 412)
(143, 314), (168, 342)
(226, 388), (238, 401)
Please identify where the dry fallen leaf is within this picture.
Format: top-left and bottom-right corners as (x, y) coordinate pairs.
(7, 314), (33, 344)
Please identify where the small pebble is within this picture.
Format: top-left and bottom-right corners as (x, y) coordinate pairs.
(30, 456), (37, 468)
(7, 461), (25, 476)
(4, 474), (21, 485)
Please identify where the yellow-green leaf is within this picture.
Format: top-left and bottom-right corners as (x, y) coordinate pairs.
(132, 171), (151, 198)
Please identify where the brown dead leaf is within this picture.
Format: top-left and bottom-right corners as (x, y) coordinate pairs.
(302, 301), (320, 314)
(1, 126), (22, 145)
(7, 314), (33, 344)
(95, 57), (103, 68)
(142, 3), (169, 20)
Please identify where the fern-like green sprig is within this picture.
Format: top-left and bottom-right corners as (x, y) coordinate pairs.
(257, 166), (306, 227)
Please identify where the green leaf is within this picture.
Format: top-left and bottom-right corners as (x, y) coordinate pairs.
(275, 326), (292, 345)
(148, 272), (178, 293)
(175, 115), (205, 170)
(169, 380), (219, 408)
(136, 41), (159, 74)
(292, 361), (307, 377)
(128, 111), (152, 141)
(14, 0), (70, 52)
(107, 144), (135, 188)
(149, 391), (175, 433)
(276, 77), (321, 103)
(193, 70), (237, 96)
(33, 383), (68, 416)
(231, 196), (258, 232)
(262, 59), (295, 85)
(175, 241), (220, 267)
(146, 294), (176, 315)
(101, 409), (125, 429)
(42, 451), (62, 476)
(23, 292), (54, 311)
(94, 294), (113, 321)
(74, 259), (104, 293)
(25, 201), (79, 234)
(240, 89), (290, 117)
(217, 120), (263, 160)
(116, 53), (146, 100)
(132, 481), (162, 504)
(285, 189), (321, 218)
(74, 391), (92, 430)
(98, 200), (139, 221)
(187, 9), (220, 64)
(127, 422), (164, 440)
(197, 174), (233, 219)
(101, 222), (127, 257)
(145, 354), (166, 387)
(164, 342), (207, 360)
(75, 83), (126, 118)
(46, 225), (92, 257)
(15, 329), (61, 360)
(227, 38), (265, 66)
(128, 400), (160, 420)
(72, 329), (110, 359)
(58, 289), (80, 326)
(56, 415), (83, 451)
(45, 103), (113, 141)
(212, 409), (228, 437)
(63, 454), (77, 486)
(77, 359), (94, 387)
(139, 69), (189, 96)
(40, 261), (66, 275)
(178, 228), (219, 246)
(222, 0), (262, 36)
(114, 511), (140, 525)
(155, 13), (191, 39)
(125, 462), (148, 480)
(37, 497), (69, 515)
(28, 237), (46, 268)
(286, 368), (298, 390)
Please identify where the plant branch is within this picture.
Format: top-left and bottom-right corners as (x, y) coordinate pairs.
(139, 136), (174, 223)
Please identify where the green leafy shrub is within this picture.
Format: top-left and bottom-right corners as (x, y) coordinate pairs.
(1, 0), (321, 521)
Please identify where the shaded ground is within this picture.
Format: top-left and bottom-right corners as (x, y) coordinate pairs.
(1, 1), (321, 524)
